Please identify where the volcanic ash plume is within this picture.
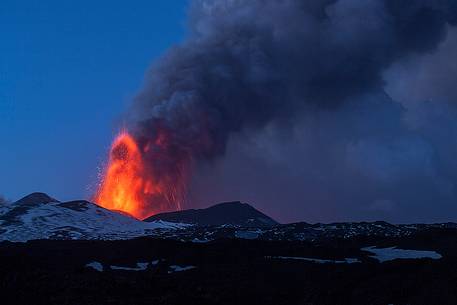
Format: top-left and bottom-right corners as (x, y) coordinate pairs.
(97, 0), (457, 221)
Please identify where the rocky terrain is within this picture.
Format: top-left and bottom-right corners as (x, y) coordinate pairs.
(1, 228), (457, 305)
(2, 193), (457, 304)
(2, 193), (456, 244)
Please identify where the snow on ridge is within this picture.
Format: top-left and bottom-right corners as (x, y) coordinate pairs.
(0, 200), (187, 242)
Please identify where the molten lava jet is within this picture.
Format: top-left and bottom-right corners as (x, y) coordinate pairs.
(95, 131), (184, 219)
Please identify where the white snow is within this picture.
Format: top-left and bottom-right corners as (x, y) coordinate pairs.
(0, 201), (187, 242)
(86, 261), (103, 272)
(266, 256), (360, 264)
(362, 246), (442, 262)
(191, 238), (210, 243)
(0, 205), (12, 216)
(168, 265), (196, 273)
(235, 229), (263, 239)
(110, 262), (149, 271)
(85, 260), (162, 272)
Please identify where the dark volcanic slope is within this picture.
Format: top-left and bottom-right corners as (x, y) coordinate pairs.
(145, 201), (278, 227)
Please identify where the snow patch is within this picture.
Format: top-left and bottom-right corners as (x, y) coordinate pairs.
(235, 230), (262, 239)
(266, 256), (360, 264)
(168, 265), (196, 273)
(110, 262), (149, 271)
(191, 238), (210, 243)
(86, 261), (103, 272)
(362, 246), (442, 262)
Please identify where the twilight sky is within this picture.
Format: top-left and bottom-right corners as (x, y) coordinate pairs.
(2, 0), (457, 224)
(1, 0), (187, 201)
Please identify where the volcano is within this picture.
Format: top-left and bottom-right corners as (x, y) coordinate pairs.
(144, 201), (278, 227)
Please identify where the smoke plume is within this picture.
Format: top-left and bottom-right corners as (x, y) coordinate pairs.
(125, 0), (457, 222)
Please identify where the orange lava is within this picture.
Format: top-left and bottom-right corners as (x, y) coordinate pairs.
(95, 128), (188, 219)
(95, 131), (155, 219)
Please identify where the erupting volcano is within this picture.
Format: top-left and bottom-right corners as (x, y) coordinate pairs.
(95, 130), (185, 219)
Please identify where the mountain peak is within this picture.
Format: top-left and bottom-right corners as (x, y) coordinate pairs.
(210, 201), (247, 208)
(14, 192), (59, 205)
(0, 195), (183, 242)
(144, 201), (278, 227)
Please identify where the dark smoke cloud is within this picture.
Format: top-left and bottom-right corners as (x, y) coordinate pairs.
(127, 0), (457, 222)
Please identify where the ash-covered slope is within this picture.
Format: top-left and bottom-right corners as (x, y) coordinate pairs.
(144, 201), (278, 227)
(0, 193), (185, 242)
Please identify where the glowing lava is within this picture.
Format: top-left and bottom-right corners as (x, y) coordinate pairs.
(95, 127), (189, 219)
(95, 131), (155, 219)
(95, 132), (144, 218)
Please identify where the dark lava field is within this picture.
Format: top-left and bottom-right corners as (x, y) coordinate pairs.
(2, 228), (457, 305)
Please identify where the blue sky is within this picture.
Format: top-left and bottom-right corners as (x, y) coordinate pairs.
(1, 0), (188, 201)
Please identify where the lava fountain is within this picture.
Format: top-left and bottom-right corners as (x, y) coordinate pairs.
(95, 130), (185, 219)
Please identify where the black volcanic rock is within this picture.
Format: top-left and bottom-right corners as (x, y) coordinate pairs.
(144, 201), (279, 227)
(1, 230), (457, 305)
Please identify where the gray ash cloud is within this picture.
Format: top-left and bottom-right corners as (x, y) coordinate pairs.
(125, 0), (457, 222)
